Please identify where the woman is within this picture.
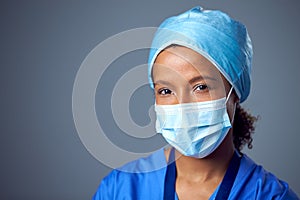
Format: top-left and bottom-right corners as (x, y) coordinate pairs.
(93, 7), (298, 199)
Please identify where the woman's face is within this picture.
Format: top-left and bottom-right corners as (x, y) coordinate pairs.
(152, 45), (232, 105)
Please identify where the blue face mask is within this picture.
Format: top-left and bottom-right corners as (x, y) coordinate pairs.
(155, 89), (233, 158)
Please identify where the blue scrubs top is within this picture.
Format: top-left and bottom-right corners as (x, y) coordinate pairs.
(93, 148), (299, 200)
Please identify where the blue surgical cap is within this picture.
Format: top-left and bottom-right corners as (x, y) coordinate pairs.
(148, 6), (253, 103)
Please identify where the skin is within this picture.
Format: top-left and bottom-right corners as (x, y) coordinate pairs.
(152, 46), (239, 200)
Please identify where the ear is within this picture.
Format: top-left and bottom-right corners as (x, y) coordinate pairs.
(232, 88), (240, 104)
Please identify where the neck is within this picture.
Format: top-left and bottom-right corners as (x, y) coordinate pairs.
(174, 133), (235, 183)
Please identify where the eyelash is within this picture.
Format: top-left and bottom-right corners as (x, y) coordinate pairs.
(157, 84), (208, 96)
(193, 84), (208, 92)
(157, 88), (173, 95)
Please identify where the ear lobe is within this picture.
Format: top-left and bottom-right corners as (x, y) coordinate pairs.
(234, 96), (240, 104)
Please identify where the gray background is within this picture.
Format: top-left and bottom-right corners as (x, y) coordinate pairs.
(1, 0), (299, 199)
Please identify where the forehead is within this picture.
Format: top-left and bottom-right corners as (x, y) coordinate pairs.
(152, 45), (223, 82)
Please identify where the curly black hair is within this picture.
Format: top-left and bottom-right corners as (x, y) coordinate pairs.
(233, 104), (258, 152)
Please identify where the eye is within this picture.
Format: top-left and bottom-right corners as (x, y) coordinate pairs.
(194, 84), (208, 92)
(158, 88), (173, 95)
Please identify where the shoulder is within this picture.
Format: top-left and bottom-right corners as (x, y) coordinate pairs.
(92, 148), (167, 200)
(230, 153), (299, 199)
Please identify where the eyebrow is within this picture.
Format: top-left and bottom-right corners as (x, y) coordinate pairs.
(188, 75), (217, 84)
(154, 75), (218, 88)
(153, 80), (172, 88)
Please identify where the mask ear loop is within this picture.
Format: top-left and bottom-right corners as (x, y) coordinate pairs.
(225, 86), (234, 104)
(225, 86), (236, 125)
